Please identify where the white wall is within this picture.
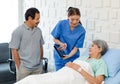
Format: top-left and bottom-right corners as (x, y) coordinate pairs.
(21, 0), (120, 71)
(0, 0), (18, 43)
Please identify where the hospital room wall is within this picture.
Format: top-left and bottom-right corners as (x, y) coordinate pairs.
(21, 0), (120, 71)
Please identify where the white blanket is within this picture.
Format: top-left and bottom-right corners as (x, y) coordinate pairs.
(15, 59), (93, 84)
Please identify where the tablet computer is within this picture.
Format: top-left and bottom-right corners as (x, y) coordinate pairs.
(54, 44), (66, 58)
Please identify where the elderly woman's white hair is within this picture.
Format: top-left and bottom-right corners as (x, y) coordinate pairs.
(93, 39), (108, 56)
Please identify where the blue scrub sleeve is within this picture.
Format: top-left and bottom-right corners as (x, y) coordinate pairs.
(75, 30), (86, 48)
(51, 21), (61, 39)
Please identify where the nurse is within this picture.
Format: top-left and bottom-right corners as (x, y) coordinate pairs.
(51, 7), (86, 71)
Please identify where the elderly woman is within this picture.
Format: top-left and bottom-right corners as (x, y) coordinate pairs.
(15, 39), (108, 84)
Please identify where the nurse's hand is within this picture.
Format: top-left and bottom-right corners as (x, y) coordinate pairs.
(59, 43), (67, 50)
(62, 55), (70, 59)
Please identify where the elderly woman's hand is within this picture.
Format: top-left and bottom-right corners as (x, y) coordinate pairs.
(65, 62), (81, 71)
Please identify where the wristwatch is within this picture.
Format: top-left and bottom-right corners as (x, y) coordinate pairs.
(77, 67), (82, 72)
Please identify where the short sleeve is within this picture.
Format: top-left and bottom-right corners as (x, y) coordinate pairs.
(40, 33), (45, 46)
(75, 26), (86, 48)
(9, 29), (22, 49)
(51, 21), (61, 39)
(75, 31), (86, 48)
(95, 59), (108, 77)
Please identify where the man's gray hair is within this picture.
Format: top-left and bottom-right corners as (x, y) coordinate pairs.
(93, 39), (108, 56)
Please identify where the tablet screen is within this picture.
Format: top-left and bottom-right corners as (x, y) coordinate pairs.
(54, 44), (66, 58)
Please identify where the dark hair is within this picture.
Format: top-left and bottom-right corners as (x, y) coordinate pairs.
(67, 7), (82, 25)
(25, 7), (40, 21)
(93, 40), (108, 56)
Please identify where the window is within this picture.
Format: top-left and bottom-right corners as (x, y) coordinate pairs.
(0, 0), (18, 43)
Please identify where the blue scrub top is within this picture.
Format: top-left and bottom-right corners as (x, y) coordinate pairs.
(51, 19), (86, 64)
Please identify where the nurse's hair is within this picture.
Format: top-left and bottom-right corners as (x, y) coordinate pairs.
(67, 7), (82, 25)
(93, 39), (108, 56)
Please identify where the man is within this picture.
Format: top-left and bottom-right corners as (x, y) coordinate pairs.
(9, 7), (44, 81)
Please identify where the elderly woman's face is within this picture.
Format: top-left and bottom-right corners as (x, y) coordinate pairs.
(89, 43), (102, 56)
